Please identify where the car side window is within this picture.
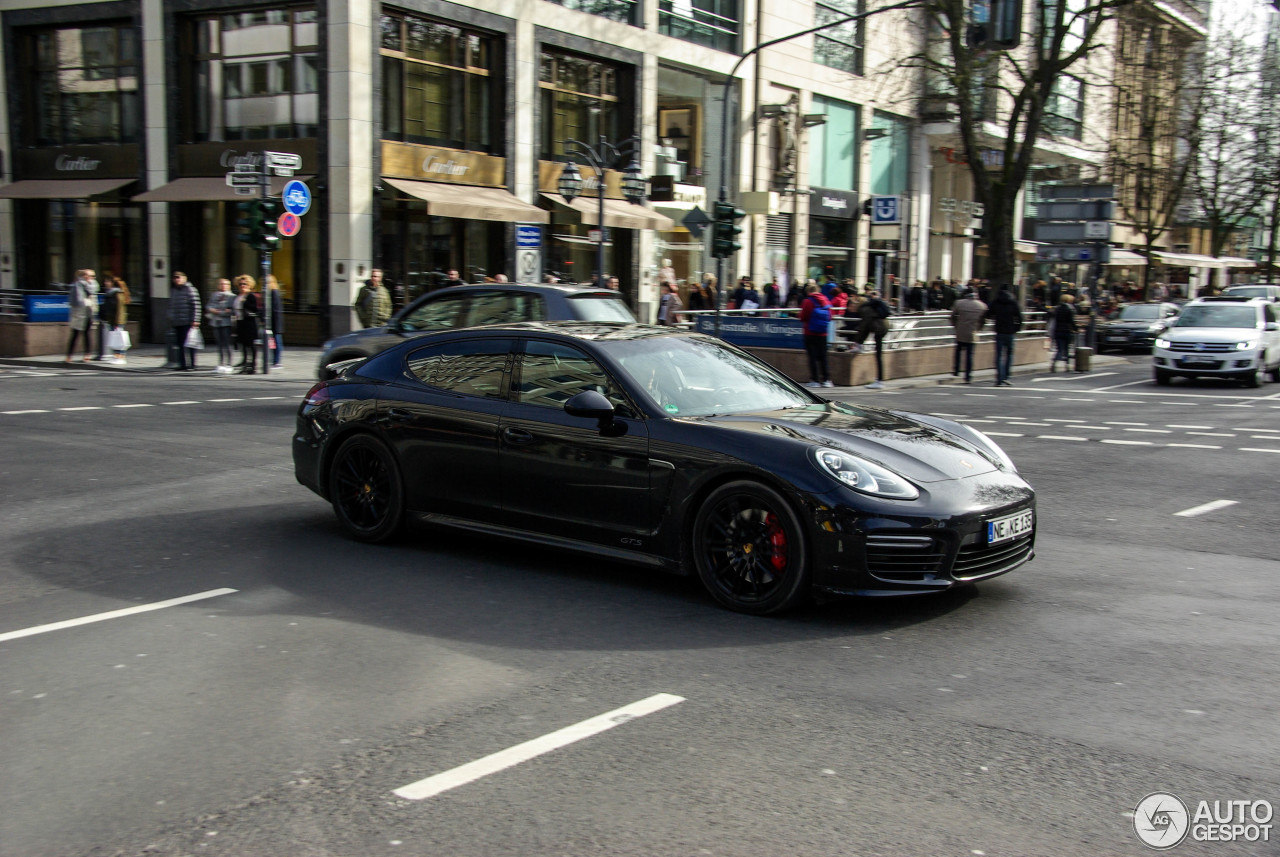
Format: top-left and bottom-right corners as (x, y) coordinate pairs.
(516, 340), (636, 417)
(406, 339), (513, 399)
(400, 294), (471, 332)
(465, 291), (547, 326)
(1266, 304), (1277, 324)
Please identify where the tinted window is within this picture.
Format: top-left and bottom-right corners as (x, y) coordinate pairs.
(1174, 305), (1259, 329)
(566, 294), (636, 322)
(406, 338), (512, 398)
(1266, 304), (1277, 324)
(1224, 287), (1268, 298)
(465, 291), (547, 326)
(401, 294), (469, 331)
(1118, 305), (1159, 320)
(516, 340), (635, 416)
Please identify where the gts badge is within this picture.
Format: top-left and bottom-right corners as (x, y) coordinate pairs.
(620, 537), (643, 547)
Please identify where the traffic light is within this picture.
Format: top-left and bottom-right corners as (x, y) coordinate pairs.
(711, 201), (745, 259)
(236, 199), (262, 247)
(257, 198), (281, 252)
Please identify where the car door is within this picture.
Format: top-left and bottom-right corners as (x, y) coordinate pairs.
(1265, 303), (1280, 366)
(379, 336), (515, 521)
(500, 338), (652, 547)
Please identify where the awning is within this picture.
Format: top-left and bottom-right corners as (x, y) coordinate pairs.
(0, 178), (134, 199)
(1105, 248), (1148, 266)
(543, 194), (675, 231)
(1150, 250), (1256, 270)
(132, 176), (314, 202)
(384, 178), (548, 223)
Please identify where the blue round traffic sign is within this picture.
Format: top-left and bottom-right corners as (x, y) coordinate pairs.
(282, 180), (311, 216)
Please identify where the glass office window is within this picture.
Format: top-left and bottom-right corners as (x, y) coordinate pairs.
(809, 96), (859, 192)
(20, 23), (139, 146)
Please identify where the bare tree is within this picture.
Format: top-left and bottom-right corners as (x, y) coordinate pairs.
(911, 0), (1137, 288)
(1252, 19), (1280, 283)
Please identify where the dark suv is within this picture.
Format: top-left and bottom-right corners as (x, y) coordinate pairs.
(317, 284), (635, 378)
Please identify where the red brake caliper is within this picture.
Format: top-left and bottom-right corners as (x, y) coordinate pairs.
(765, 513), (787, 572)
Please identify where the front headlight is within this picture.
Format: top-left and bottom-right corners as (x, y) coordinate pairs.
(812, 448), (919, 500)
(1155, 337), (1171, 349)
(1236, 340), (1257, 351)
(1147, 323), (1164, 332)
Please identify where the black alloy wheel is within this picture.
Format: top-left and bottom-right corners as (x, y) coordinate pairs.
(328, 434), (404, 542)
(1241, 368), (1261, 388)
(1154, 369), (1172, 386)
(692, 481), (810, 615)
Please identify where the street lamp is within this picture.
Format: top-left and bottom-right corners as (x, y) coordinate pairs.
(557, 135), (644, 287)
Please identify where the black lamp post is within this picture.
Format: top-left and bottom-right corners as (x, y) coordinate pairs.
(557, 135), (645, 286)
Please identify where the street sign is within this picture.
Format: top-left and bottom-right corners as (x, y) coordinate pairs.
(516, 249), (541, 282)
(282, 180), (312, 216)
(515, 224), (542, 249)
(588, 228), (604, 243)
(871, 195), (901, 224)
(1038, 201), (1112, 220)
(226, 173), (260, 188)
(234, 162), (260, 173)
(682, 206), (712, 239)
(277, 212), (301, 238)
(1034, 221), (1112, 242)
(234, 187), (257, 196)
(265, 151), (303, 170)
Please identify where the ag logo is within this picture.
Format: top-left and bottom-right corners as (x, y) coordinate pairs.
(1134, 792), (1190, 850)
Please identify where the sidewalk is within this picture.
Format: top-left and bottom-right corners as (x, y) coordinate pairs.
(0, 342), (323, 383)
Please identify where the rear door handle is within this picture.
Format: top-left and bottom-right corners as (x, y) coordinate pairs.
(387, 407), (414, 421)
(502, 427), (535, 445)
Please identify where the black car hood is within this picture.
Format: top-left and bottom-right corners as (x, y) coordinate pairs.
(1102, 320), (1159, 329)
(699, 403), (998, 483)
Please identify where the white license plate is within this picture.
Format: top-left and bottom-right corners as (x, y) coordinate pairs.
(1108, 335), (1127, 341)
(987, 509), (1033, 546)
(1182, 358), (1216, 367)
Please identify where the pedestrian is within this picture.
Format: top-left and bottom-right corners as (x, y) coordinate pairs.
(731, 276), (760, 312)
(65, 268), (99, 363)
(205, 277), (237, 373)
(443, 268), (466, 288)
(168, 271), (202, 371)
(100, 274), (131, 364)
(690, 274), (716, 312)
(234, 275), (261, 374)
(799, 283), (833, 388)
(265, 275), (284, 366)
(985, 286), (1023, 387)
(657, 281), (683, 325)
(763, 277), (781, 310)
(607, 276), (621, 291)
(784, 280), (805, 308)
(93, 271), (115, 361)
(1049, 293), (1077, 372)
(355, 268), (392, 329)
(850, 288), (892, 390)
(821, 274), (840, 301)
(949, 288), (988, 383)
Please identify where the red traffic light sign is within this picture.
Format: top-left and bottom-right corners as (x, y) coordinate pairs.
(277, 211), (301, 238)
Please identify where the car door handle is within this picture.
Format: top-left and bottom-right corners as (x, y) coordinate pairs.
(387, 407), (415, 421)
(502, 427), (535, 445)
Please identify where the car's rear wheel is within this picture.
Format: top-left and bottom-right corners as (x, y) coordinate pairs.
(692, 481), (810, 615)
(1268, 364), (1280, 383)
(328, 434), (404, 542)
(1154, 369), (1172, 386)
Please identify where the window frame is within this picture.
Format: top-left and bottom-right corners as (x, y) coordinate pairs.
(813, 0), (865, 76)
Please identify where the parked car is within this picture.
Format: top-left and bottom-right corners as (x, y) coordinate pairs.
(1095, 302), (1180, 353)
(1152, 296), (1280, 387)
(1220, 284), (1280, 302)
(294, 322), (1036, 614)
(316, 283), (635, 378)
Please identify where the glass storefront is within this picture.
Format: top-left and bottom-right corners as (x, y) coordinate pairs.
(545, 208), (627, 287)
(379, 192), (504, 296)
(16, 198), (144, 293)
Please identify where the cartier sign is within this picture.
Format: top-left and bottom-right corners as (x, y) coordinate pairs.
(381, 142), (505, 186)
(16, 145), (139, 179)
(176, 140), (317, 176)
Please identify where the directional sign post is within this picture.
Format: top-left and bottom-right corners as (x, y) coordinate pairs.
(265, 151), (302, 177)
(514, 223), (542, 283)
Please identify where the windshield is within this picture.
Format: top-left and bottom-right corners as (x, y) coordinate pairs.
(605, 334), (811, 417)
(1118, 305), (1161, 320)
(1173, 305), (1258, 329)
(567, 295), (636, 323)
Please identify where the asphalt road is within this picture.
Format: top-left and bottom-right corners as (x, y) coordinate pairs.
(1, 355), (1277, 857)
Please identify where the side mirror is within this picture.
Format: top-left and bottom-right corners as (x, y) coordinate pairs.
(564, 389), (625, 436)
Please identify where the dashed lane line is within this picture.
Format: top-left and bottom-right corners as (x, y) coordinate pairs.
(1168, 443), (1222, 450)
(1174, 499), (1239, 518)
(393, 693), (686, 801)
(1102, 439), (1154, 446)
(112, 403), (153, 408)
(0, 588), (239, 643)
(1043, 418), (1085, 422)
(2, 409), (50, 415)
(1242, 447), (1280, 454)
(1166, 425), (1215, 429)
(1123, 428), (1172, 434)
(58, 406), (101, 411)
(1186, 432), (1235, 437)
(1038, 435), (1089, 442)
(1105, 421), (1147, 426)
(984, 431), (1024, 437)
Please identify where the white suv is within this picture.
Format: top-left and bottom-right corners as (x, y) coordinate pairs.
(1153, 297), (1280, 387)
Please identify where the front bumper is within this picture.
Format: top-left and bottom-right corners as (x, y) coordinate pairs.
(1153, 348), (1263, 375)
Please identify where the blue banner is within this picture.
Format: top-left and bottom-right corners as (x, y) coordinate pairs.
(694, 315), (806, 349)
(24, 294), (71, 322)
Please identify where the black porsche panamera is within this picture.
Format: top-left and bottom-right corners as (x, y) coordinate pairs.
(293, 323), (1036, 614)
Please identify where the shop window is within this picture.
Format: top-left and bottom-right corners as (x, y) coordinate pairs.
(814, 0), (865, 76)
(380, 13), (502, 154)
(539, 52), (625, 161)
(185, 7), (318, 142)
(658, 0), (740, 53)
(18, 23), (139, 146)
(869, 112), (909, 196)
(547, 0), (638, 25)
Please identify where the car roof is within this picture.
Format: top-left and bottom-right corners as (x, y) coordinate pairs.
(418, 283), (622, 299)
(447, 320), (684, 342)
(1190, 295), (1268, 305)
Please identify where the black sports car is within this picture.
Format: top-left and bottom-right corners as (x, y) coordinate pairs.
(293, 323), (1035, 614)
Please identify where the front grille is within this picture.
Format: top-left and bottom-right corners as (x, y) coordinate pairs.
(865, 534), (947, 583)
(1176, 359), (1223, 370)
(1168, 342), (1233, 352)
(953, 533), (1033, 580)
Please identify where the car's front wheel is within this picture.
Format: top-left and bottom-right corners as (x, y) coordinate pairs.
(1154, 369), (1172, 386)
(1240, 368), (1261, 388)
(692, 481), (810, 615)
(328, 434), (404, 542)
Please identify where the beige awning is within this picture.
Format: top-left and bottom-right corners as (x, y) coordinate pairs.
(0, 178), (134, 199)
(1106, 248), (1148, 266)
(1150, 250), (1255, 270)
(543, 194), (675, 231)
(132, 176), (313, 202)
(384, 178), (548, 224)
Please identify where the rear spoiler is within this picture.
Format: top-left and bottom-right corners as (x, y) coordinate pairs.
(324, 357), (365, 378)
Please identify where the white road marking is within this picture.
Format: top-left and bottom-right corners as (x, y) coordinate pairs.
(1166, 425), (1214, 429)
(963, 393), (997, 397)
(207, 398), (244, 402)
(1038, 435), (1088, 442)
(1014, 395), (1045, 399)
(1087, 379), (1149, 391)
(1168, 443), (1222, 450)
(1108, 400), (1142, 404)
(1186, 432), (1235, 437)
(2, 409), (50, 414)
(0, 588), (238, 643)
(1102, 439), (1153, 446)
(1124, 428), (1171, 434)
(393, 693), (686, 801)
(162, 401), (200, 405)
(1241, 447), (1280, 454)
(252, 396), (286, 400)
(1006, 422), (1050, 427)
(1104, 421), (1147, 426)
(1242, 427), (1280, 433)
(1075, 425), (1112, 430)
(1161, 401), (1196, 405)
(1062, 398), (1096, 402)
(1215, 403), (1252, 408)
(112, 403), (154, 408)
(1174, 499), (1238, 518)
(961, 419), (997, 423)
(1043, 418), (1085, 422)
(984, 431), (1024, 437)
(58, 406), (101, 411)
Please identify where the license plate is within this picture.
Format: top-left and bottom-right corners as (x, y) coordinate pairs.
(987, 509), (1033, 545)
(1182, 358), (1216, 367)
(1107, 335), (1127, 341)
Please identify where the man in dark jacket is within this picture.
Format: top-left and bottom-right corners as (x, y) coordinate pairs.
(168, 271), (201, 371)
(985, 286), (1023, 386)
